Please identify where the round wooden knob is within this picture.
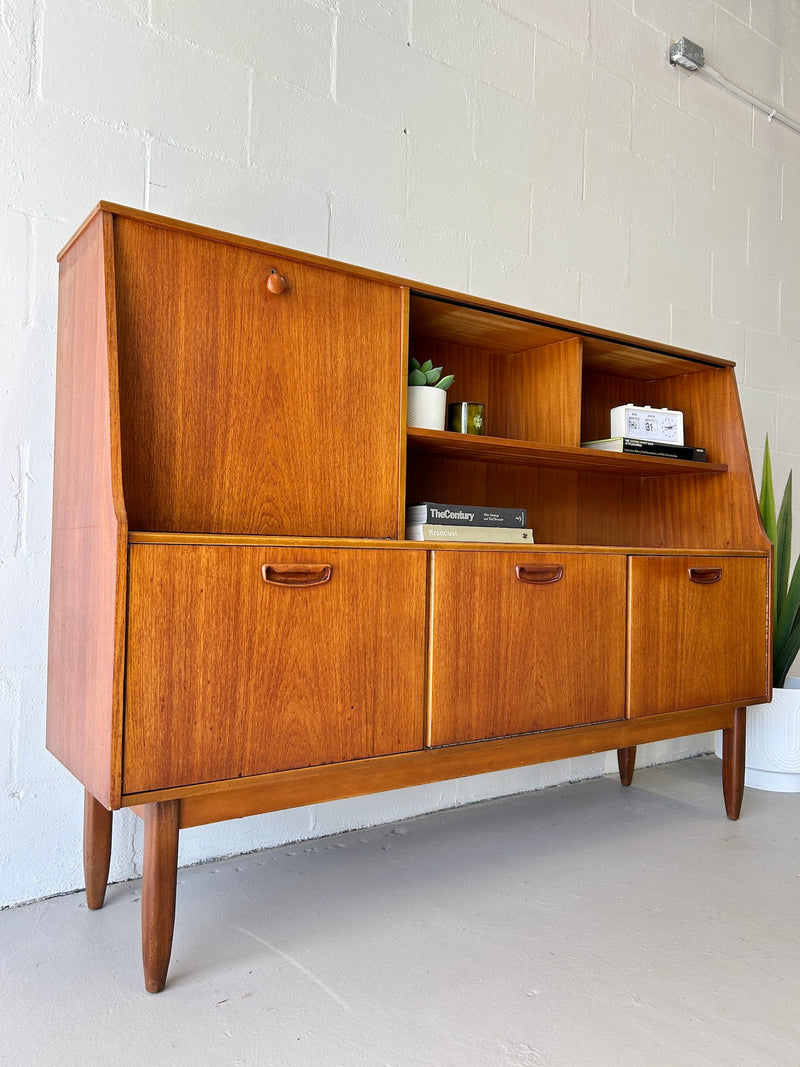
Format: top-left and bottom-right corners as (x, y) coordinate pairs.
(266, 269), (288, 295)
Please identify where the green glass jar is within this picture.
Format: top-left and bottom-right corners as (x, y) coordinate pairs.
(448, 401), (485, 435)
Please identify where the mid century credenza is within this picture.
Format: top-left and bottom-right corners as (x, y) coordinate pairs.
(47, 204), (772, 991)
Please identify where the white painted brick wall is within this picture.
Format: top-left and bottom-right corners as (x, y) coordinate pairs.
(781, 278), (800, 339)
(413, 0), (534, 99)
(475, 83), (584, 197)
(43, 2), (251, 159)
(151, 0), (336, 95)
(250, 76), (407, 209)
(713, 257), (780, 334)
(584, 135), (674, 237)
(534, 35), (633, 146)
(338, 19), (473, 154)
(499, 0), (591, 56)
(715, 8), (783, 101)
(633, 87), (716, 186)
(2, 0), (800, 908)
(148, 141), (331, 253)
(715, 130), (783, 215)
(674, 180), (749, 262)
(784, 52), (800, 116)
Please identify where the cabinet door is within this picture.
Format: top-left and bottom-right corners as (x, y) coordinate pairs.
(113, 218), (405, 538)
(427, 551), (627, 746)
(123, 545), (427, 793)
(628, 555), (769, 717)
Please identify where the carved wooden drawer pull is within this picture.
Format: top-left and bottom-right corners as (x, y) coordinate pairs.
(515, 564), (564, 584)
(688, 566), (722, 584)
(261, 563), (332, 586)
(265, 268), (288, 295)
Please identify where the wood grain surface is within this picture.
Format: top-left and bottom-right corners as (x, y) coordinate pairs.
(123, 545), (427, 793)
(46, 211), (127, 808)
(628, 555), (770, 717)
(141, 800), (180, 993)
(163, 705), (740, 826)
(427, 550), (628, 745)
(113, 217), (405, 538)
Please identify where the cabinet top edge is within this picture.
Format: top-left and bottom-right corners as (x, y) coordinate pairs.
(61, 202), (735, 370)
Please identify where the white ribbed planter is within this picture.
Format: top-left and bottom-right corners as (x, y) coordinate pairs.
(714, 677), (800, 792)
(407, 386), (447, 431)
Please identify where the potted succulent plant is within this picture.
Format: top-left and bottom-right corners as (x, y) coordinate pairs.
(407, 358), (454, 431)
(716, 436), (800, 790)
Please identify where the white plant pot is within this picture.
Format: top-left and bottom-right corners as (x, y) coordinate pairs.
(407, 386), (447, 431)
(713, 677), (800, 792)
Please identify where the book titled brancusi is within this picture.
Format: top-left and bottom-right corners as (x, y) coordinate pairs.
(406, 502), (527, 527)
(405, 524), (535, 543)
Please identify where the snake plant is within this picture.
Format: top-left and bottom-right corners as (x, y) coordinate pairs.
(760, 436), (800, 687)
(408, 357), (454, 390)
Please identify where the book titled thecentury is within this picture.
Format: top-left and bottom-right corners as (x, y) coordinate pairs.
(581, 437), (707, 462)
(406, 502), (527, 527)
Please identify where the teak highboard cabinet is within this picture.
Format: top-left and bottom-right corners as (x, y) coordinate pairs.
(48, 204), (772, 992)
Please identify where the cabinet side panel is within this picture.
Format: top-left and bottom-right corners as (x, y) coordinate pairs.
(46, 213), (127, 809)
(506, 337), (582, 446)
(641, 369), (769, 550)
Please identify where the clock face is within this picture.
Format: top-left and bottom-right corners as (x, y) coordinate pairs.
(624, 409), (682, 443)
(611, 404), (683, 445)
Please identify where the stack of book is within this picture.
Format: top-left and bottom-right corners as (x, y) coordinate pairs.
(581, 437), (707, 462)
(405, 502), (534, 542)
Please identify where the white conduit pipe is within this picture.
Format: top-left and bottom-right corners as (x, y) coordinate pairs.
(699, 62), (800, 137)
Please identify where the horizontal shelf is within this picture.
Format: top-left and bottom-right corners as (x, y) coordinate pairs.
(406, 428), (727, 476)
(127, 533), (768, 557)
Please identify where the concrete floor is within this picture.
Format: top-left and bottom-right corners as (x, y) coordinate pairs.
(2, 756), (800, 1067)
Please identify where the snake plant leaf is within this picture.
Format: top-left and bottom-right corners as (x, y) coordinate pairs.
(775, 561), (800, 687)
(760, 435), (800, 688)
(775, 471), (793, 622)
(759, 438), (777, 545)
(775, 613), (800, 689)
(408, 368), (427, 385)
(436, 374), (455, 390)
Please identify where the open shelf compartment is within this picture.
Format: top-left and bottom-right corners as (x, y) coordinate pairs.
(406, 293), (757, 550)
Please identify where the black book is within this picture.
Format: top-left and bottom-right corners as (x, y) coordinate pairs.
(581, 438), (707, 462)
(406, 502), (527, 527)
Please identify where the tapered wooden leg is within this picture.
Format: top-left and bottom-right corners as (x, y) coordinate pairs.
(83, 790), (113, 910)
(721, 707), (746, 821)
(617, 746), (637, 787)
(142, 800), (181, 994)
